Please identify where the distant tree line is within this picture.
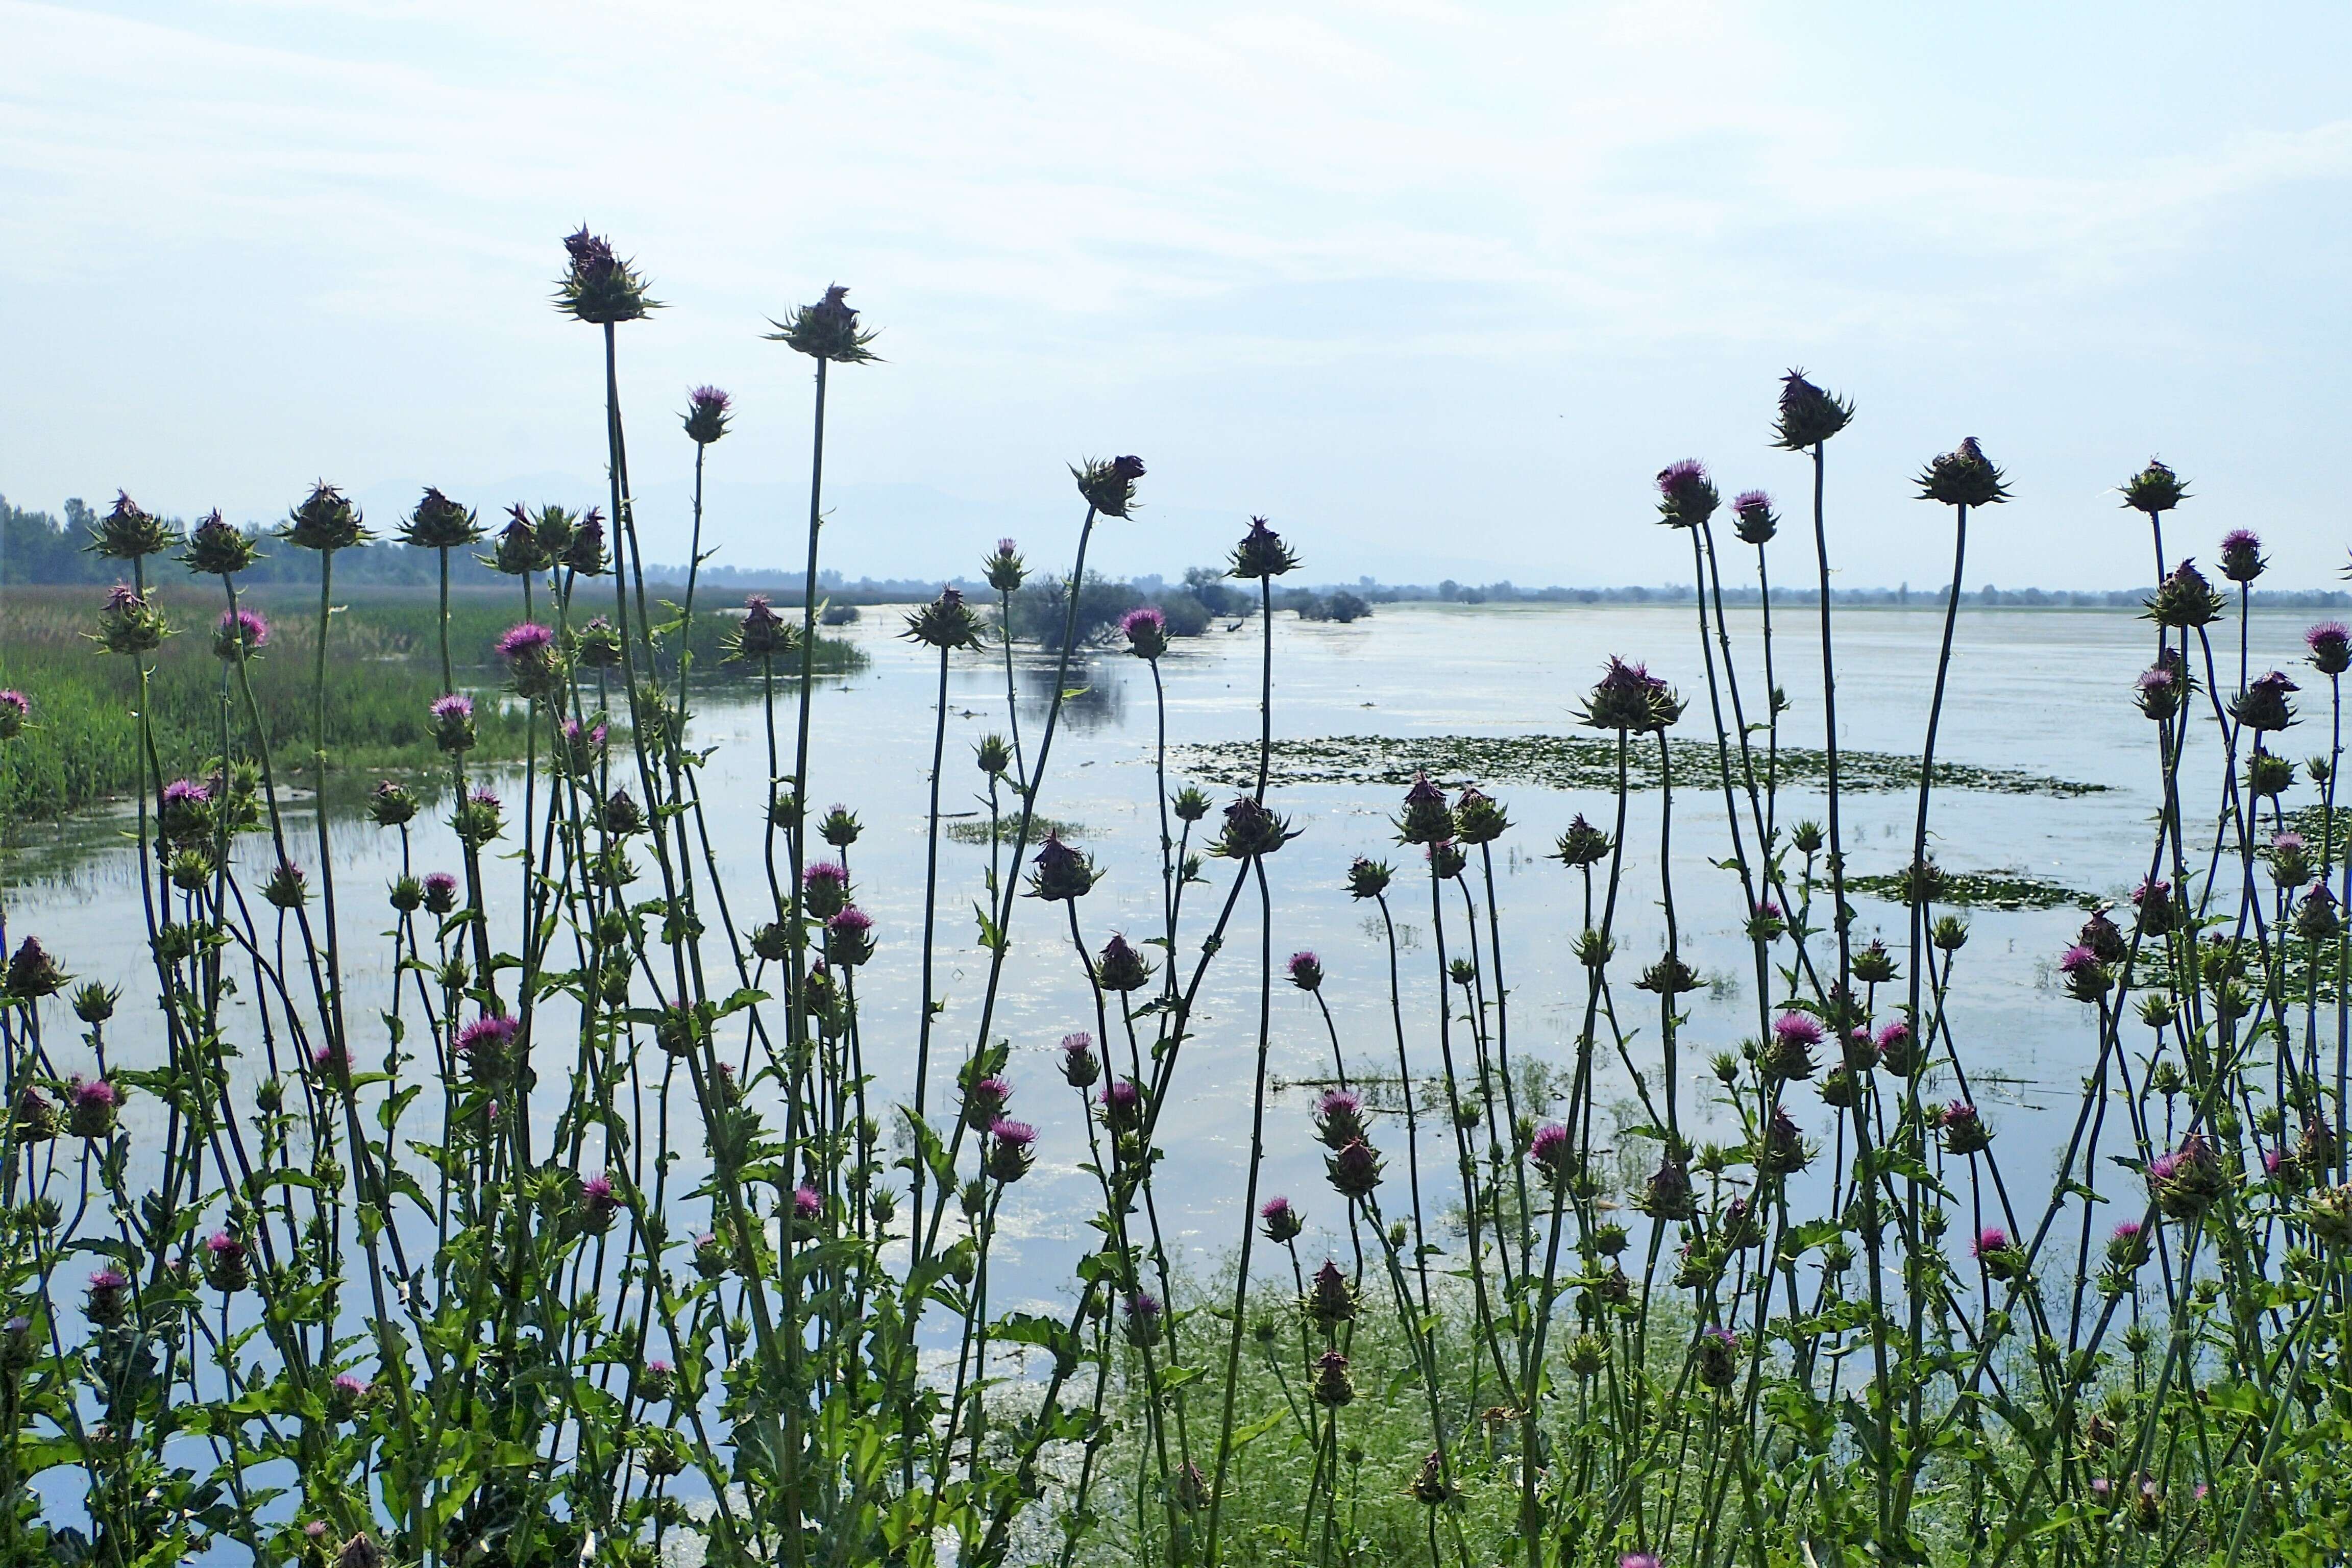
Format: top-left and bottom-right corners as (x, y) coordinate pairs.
(13, 495), (2344, 610)
(3, 495), (509, 587)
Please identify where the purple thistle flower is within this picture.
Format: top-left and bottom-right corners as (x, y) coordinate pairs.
(469, 786), (500, 811)
(802, 860), (851, 918)
(1099, 1076), (1144, 1130)
(1286, 950), (1323, 991)
(990, 1118), (1036, 1149)
(2059, 945), (2099, 975)
(74, 1079), (118, 1110)
(0, 690), (26, 720)
(162, 778), (211, 807)
(431, 693), (472, 722)
(1259, 1195), (1303, 1242)
(1621, 1556), (1663, 1568)
(1060, 1031), (1100, 1088)
(1529, 1122), (1573, 1184)
(496, 622), (555, 659)
(2309, 621), (2352, 675)
(1654, 458), (1719, 527)
(793, 1186), (822, 1221)
(1120, 606), (1169, 660)
(1973, 1226), (2010, 1259)
(216, 607), (270, 653)
(1773, 1012), (1824, 1046)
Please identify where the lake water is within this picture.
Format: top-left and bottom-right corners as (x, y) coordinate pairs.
(0, 597), (2326, 1319)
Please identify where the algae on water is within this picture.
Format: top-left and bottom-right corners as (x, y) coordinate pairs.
(1173, 733), (2105, 799)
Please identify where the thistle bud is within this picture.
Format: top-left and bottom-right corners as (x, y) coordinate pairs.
(1026, 832), (1098, 900)
(1345, 855), (1393, 898)
(6, 937), (68, 1000)
(558, 228), (657, 326)
(422, 872), (459, 917)
(0, 690), (24, 742)
(1311, 1349), (1355, 1407)
(1852, 940), (1897, 984)
(1060, 1032), (1101, 1089)
(183, 510), (261, 576)
(203, 1232), (251, 1293)
(1325, 1138), (1383, 1198)
(1695, 1327), (1739, 1389)
(1095, 933), (1154, 993)
(281, 482), (369, 553)
(683, 385), (732, 446)
(430, 694), (476, 753)
(574, 617), (624, 670)
(1304, 1259), (1356, 1326)
(70, 982), (117, 1025)
(2120, 458), (2188, 515)
(1916, 438), (2009, 508)
(2230, 671), (2298, 733)
(86, 1268), (131, 1326)
(1638, 1152), (1695, 1220)
(975, 733), (1013, 777)
(903, 586), (985, 651)
(1452, 786), (1509, 845)
(1072, 455), (1146, 519)
(819, 805), (863, 847)
(400, 487), (482, 551)
(1580, 657), (1682, 733)
(767, 284), (874, 362)
(89, 491), (176, 560)
(1229, 515), (1298, 579)
(2145, 560), (2224, 629)
(264, 861), (309, 911)
(1409, 1451), (1453, 1507)
(92, 583), (169, 656)
(1772, 369), (1853, 450)
(1756, 1106), (1810, 1174)
(1731, 489), (1777, 545)
(2218, 528), (2265, 584)
(983, 537), (1026, 594)
(1122, 1291), (1163, 1348)
(1939, 1101), (1990, 1156)
(564, 509), (608, 576)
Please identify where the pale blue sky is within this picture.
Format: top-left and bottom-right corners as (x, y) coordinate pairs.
(5, 2), (2348, 587)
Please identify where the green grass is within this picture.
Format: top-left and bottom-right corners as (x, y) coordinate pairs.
(0, 582), (861, 822)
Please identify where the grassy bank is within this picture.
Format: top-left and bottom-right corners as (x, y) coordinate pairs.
(0, 582), (860, 822)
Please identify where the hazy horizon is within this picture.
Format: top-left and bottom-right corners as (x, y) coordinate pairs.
(8, 3), (2350, 590)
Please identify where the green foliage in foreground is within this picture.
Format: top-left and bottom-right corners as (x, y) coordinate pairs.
(0, 585), (859, 822)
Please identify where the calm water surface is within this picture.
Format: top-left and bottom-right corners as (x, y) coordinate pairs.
(1, 600), (2325, 1315)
